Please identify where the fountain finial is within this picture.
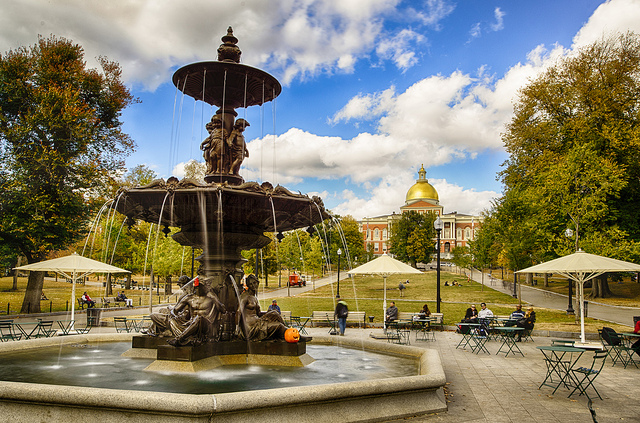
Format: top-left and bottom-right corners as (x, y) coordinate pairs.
(217, 26), (241, 63)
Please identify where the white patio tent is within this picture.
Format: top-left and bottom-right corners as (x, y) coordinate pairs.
(516, 249), (640, 344)
(14, 252), (130, 324)
(348, 253), (422, 329)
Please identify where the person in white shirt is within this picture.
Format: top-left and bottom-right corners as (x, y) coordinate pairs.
(477, 302), (494, 335)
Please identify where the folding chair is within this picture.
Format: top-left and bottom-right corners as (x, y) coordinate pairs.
(35, 320), (57, 338)
(599, 327), (634, 368)
(569, 351), (607, 400)
(326, 316), (338, 335)
(113, 317), (132, 333)
(0, 322), (22, 342)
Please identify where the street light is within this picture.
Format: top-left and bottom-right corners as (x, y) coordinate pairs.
(434, 216), (443, 313)
(336, 248), (342, 298)
(564, 227), (576, 315)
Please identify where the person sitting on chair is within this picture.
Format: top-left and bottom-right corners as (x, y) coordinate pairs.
(632, 319), (640, 357)
(462, 304), (478, 323)
(385, 301), (399, 323)
(477, 302), (494, 335)
(418, 304), (431, 318)
(515, 307), (536, 341)
(505, 304), (525, 327)
(267, 299), (281, 314)
(81, 292), (95, 308)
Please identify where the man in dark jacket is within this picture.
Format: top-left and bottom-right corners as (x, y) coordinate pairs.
(334, 296), (349, 336)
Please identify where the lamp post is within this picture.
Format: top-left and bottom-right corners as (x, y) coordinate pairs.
(336, 248), (342, 298)
(565, 227), (577, 315)
(434, 216), (443, 313)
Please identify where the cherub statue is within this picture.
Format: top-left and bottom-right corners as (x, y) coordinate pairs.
(227, 118), (250, 175)
(200, 115), (226, 174)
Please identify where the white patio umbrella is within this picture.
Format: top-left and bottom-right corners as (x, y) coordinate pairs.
(348, 253), (422, 329)
(14, 252), (130, 324)
(516, 249), (640, 343)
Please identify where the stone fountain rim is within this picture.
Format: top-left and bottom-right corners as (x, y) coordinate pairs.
(0, 333), (446, 418)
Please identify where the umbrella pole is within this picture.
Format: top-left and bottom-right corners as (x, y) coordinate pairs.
(383, 276), (387, 331)
(579, 277), (585, 344)
(70, 270), (76, 329)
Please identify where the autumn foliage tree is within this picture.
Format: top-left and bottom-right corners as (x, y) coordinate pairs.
(0, 36), (136, 312)
(485, 32), (640, 298)
(389, 211), (436, 267)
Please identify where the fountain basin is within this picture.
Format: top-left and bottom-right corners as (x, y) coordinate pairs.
(0, 333), (446, 422)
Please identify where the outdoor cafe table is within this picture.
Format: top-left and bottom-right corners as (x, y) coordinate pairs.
(456, 323), (481, 350)
(620, 333), (640, 368)
(537, 345), (588, 394)
(414, 317), (436, 341)
(290, 316), (311, 335)
(12, 321), (54, 339)
(494, 326), (524, 357)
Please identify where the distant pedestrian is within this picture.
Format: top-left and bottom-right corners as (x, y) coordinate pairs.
(334, 296), (349, 336)
(398, 282), (406, 297)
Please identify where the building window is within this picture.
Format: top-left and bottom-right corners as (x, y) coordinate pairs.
(444, 228), (450, 238)
(382, 229), (387, 240)
(464, 228), (471, 239)
(444, 242), (450, 253)
(374, 228), (379, 240)
(456, 228), (462, 240)
(374, 243), (379, 252)
(367, 229), (371, 240)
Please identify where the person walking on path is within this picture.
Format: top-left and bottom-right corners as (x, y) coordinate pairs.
(334, 296), (348, 336)
(398, 282), (405, 297)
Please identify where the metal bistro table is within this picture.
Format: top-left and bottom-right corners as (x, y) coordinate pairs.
(456, 323), (480, 350)
(620, 332), (640, 368)
(495, 327), (524, 357)
(290, 316), (311, 335)
(414, 317), (436, 342)
(537, 345), (587, 394)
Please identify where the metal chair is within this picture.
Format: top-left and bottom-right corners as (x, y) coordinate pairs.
(113, 317), (132, 333)
(326, 316), (338, 335)
(0, 322), (22, 342)
(599, 327), (635, 368)
(569, 351), (607, 400)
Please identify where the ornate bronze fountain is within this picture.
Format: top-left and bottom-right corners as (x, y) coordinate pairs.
(115, 28), (329, 368)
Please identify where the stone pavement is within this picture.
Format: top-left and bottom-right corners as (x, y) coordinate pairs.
(302, 327), (640, 423)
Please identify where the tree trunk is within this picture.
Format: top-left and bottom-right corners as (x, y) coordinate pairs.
(106, 274), (113, 295)
(526, 273), (533, 286)
(20, 271), (44, 313)
(165, 276), (172, 295)
(543, 273), (549, 287)
(125, 273), (132, 289)
(588, 273), (613, 298)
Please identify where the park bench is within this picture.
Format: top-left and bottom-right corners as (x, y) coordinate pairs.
(310, 311), (366, 327)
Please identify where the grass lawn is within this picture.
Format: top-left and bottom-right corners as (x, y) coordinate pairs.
(258, 271), (634, 333)
(499, 269), (640, 307)
(0, 276), (173, 314)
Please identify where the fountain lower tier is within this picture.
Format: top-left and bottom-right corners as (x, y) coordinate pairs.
(132, 336), (307, 361)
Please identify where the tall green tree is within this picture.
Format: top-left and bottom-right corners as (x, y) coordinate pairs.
(495, 32), (640, 297)
(389, 211), (436, 267)
(0, 36), (136, 312)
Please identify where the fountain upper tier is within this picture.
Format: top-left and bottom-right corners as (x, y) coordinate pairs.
(173, 61), (281, 109)
(116, 177), (330, 238)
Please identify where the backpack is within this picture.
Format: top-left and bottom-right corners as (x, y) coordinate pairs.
(601, 326), (620, 346)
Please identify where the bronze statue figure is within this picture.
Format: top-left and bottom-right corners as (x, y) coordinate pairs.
(228, 118), (250, 175)
(145, 278), (226, 346)
(237, 274), (288, 341)
(200, 115), (226, 174)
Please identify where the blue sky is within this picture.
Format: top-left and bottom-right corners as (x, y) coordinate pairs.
(2, 0), (639, 219)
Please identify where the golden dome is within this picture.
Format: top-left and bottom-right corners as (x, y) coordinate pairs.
(406, 164), (439, 202)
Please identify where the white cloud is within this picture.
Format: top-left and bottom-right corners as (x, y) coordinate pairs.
(490, 7), (505, 32)
(0, 0), (454, 89)
(572, 0), (640, 49)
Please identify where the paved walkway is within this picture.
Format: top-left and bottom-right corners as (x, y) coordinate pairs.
(467, 268), (640, 328)
(305, 327), (639, 423)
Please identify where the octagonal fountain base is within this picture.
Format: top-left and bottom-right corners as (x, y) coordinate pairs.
(0, 333), (446, 423)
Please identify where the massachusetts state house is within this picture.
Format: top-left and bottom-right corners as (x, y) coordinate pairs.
(358, 165), (482, 260)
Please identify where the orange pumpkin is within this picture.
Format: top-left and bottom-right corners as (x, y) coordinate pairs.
(284, 328), (300, 343)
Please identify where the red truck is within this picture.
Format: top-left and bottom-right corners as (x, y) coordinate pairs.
(288, 274), (306, 287)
